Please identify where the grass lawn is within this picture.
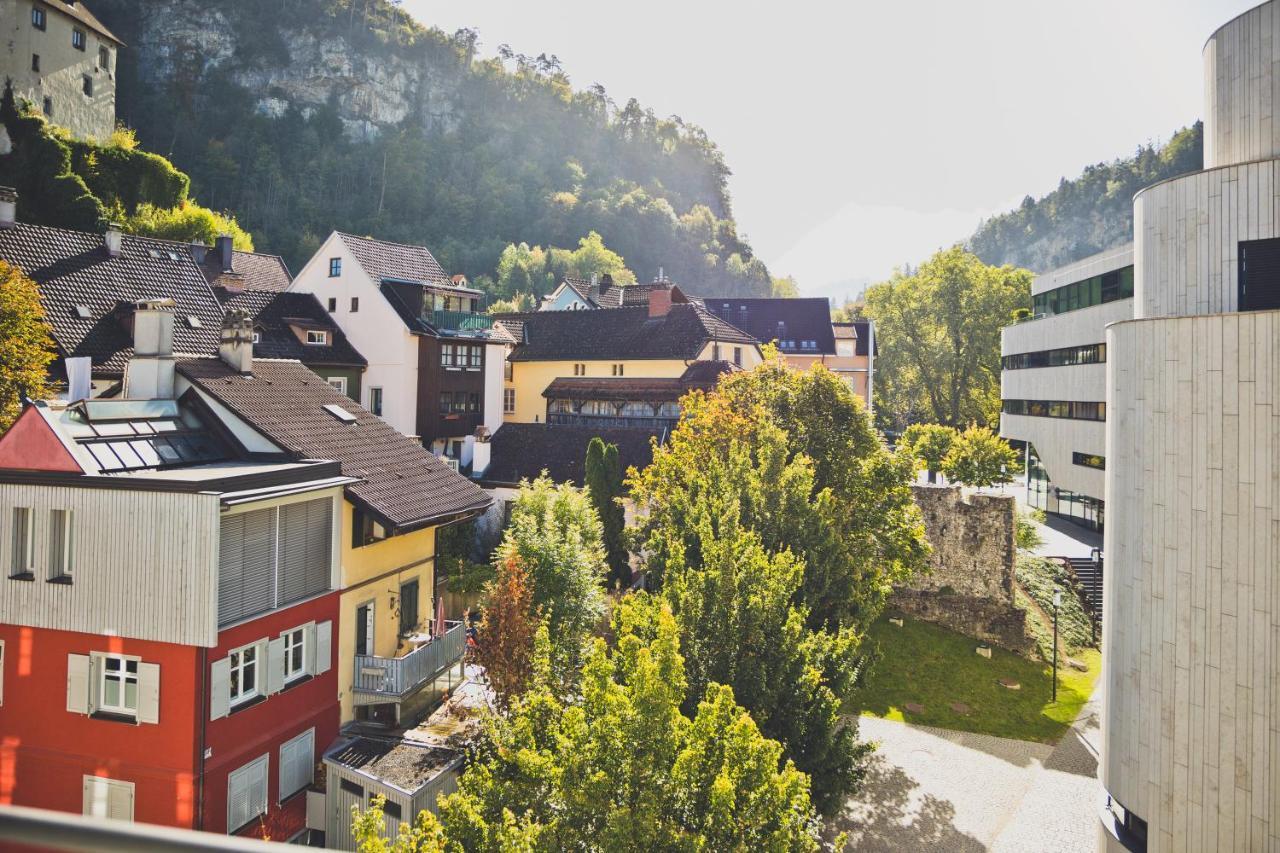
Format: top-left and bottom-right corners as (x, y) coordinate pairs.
(847, 614), (1101, 744)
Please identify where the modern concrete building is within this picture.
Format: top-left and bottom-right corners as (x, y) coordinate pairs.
(999, 244), (1134, 533)
(1100, 2), (1280, 849)
(2, 0), (121, 140)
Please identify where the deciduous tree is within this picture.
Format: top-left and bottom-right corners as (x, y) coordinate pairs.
(0, 261), (55, 431)
(901, 423), (958, 484)
(474, 555), (539, 706)
(941, 425), (1019, 489)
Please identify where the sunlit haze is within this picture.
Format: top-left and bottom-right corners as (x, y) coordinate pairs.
(410, 0), (1255, 299)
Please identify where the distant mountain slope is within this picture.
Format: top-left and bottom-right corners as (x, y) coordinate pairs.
(90, 0), (772, 297)
(968, 122), (1202, 274)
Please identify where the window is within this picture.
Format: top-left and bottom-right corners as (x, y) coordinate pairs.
(1002, 399), (1106, 422)
(31, 54), (40, 73)
(82, 75), (92, 97)
(467, 392), (479, 413)
(339, 778), (363, 797)
(503, 388), (515, 414)
(355, 602), (373, 656)
(351, 297), (359, 312)
(327, 297), (337, 312)
(251, 331), (261, 344)
(32, 7), (46, 29)
(733, 346), (742, 366)
(441, 344), (456, 368)
(227, 755), (269, 834)
(83, 776), (134, 822)
(72, 28), (86, 51)
(327, 376), (347, 396)
(11, 507), (33, 578)
(1002, 343), (1106, 370)
(377, 798), (403, 820)
(42, 96), (52, 117)
(353, 510), (386, 548)
(99, 46), (110, 71)
(573, 363), (586, 376)
(438, 392), (452, 414)
(279, 729), (314, 802)
(467, 346), (483, 370)
(399, 580), (420, 635)
(611, 363), (624, 376)
(368, 387), (383, 416)
(837, 341), (855, 357)
(305, 330), (328, 346)
(98, 655), (138, 716)
(228, 642), (260, 707)
(48, 509), (72, 581)
(1073, 452), (1106, 470)
(328, 258), (341, 277)
(217, 499), (333, 626)
(282, 628), (306, 683)
(1032, 265), (1134, 318)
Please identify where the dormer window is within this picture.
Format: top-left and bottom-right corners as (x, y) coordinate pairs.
(305, 330), (329, 346)
(251, 331), (261, 344)
(74, 305), (91, 319)
(72, 28), (86, 51)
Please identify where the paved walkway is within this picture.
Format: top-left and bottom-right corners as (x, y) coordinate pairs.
(828, 685), (1103, 851)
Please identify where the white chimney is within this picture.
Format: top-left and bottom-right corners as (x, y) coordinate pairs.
(104, 222), (122, 258)
(0, 187), (16, 229)
(218, 308), (254, 374)
(471, 425), (491, 478)
(123, 299), (177, 400)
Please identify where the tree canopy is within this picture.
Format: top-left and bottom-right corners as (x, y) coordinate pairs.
(901, 423), (958, 483)
(0, 262), (56, 431)
(941, 425), (1019, 489)
(584, 437), (629, 590)
(862, 246), (1031, 432)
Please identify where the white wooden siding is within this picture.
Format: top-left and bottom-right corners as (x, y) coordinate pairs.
(0, 485), (220, 646)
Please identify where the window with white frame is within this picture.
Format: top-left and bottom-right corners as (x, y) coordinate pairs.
(83, 776), (134, 822)
(327, 376), (347, 396)
(32, 7), (46, 29)
(441, 343), (456, 368)
(48, 508), (72, 581)
(279, 728), (314, 802)
(466, 346), (483, 370)
(282, 628), (306, 683)
(305, 330), (328, 345)
(10, 507), (33, 577)
(98, 654), (138, 716)
(503, 388), (515, 414)
(227, 755), (269, 833)
(368, 387), (383, 416)
(228, 642), (260, 706)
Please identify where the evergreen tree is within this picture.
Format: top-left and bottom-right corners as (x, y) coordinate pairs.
(584, 437), (628, 589)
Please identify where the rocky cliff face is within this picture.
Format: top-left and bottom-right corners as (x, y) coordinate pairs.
(109, 0), (463, 139)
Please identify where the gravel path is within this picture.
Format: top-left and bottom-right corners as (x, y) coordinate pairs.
(828, 685), (1102, 851)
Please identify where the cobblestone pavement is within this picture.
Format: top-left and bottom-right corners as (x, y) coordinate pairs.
(828, 685), (1102, 852)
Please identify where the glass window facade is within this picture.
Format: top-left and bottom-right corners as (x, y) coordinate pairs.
(1003, 343), (1106, 370)
(1026, 445), (1104, 532)
(1002, 399), (1106, 421)
(1032, 265), (1133, 318)
(1072, 452), (1105, 470)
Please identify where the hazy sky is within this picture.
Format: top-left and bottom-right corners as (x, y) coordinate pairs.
(409, 0), (1256, 299)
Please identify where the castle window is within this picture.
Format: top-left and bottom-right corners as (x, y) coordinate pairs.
(32, 7), (46, 30)
(42, 97), (53, 117)
(99, 46), (110, 71)
(72, 28), (86, 51)
(82, 75), (93, 97)
(31, 54), (40, 73)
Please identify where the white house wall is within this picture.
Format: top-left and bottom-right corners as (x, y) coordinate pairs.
(0, 484), (221, 646)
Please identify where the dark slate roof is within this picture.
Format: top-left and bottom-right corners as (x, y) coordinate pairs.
(560, 276), (594, 304)
(500, 304), (756, 362)
(541, 361), (735, 402)
(215, 289), (366, 368)
(0, 222), (224, 374)
(177, 358), (490, 530)
(337, 232), (449, 284)
(483, 423), (662, 487)
(201, 251), (292, 293)
(47, 0), (123, 45)
(834, 321), (876, 357)
(702, 298), (836, 355)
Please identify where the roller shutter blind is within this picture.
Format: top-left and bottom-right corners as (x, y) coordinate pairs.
(218, 508), (278, 625)
(218, 515), (245, 624)
(278, 498), (332, 606)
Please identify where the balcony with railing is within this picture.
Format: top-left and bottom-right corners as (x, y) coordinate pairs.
(547, 412), (679, 431)
(425, 310), (493, 333)
(352, 620), (465, 703)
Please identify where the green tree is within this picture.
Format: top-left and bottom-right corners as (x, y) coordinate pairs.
(584, 437), (629, 589)
(495, 474), (606, 681)
(631, 358), (928, 632)
(119, 201), (254, 250)
(770, 275), (800, 298)
(901, 423), (958, 484)
(566, 231), (636, 283)
(353, 610), (826, 852)
(941, 425), (1019, 489)
(0, 262), (56, 431)
(862, 246), (1031, 431)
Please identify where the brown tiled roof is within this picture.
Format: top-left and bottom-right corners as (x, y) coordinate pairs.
(0, 222), (224, 374)
(42, 0), (123, 45)
(703, 298), (836, 355)
(500, 304), (756, 362)
(337, 232), (449, 284)
(177, 358), (489, 530)
(215, 290), (366, 368)
(483, 423), (662, 487)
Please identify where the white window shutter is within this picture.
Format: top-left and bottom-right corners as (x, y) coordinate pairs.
(315, 621), (332, 675)
(67, 654), (91, 714)
(109, 782), (134, 821)
(136, 662), (160, 725)
(83, 776), (134, 821)
(228, 767), (249, 831)
(210, 657), (231, 721)
(266, 637), (285, 695)
(303, 623), (316, 676)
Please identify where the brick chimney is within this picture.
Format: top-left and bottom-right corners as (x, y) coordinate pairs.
(123, 299), (177, 400)
(103, 222), (122, 258)
(0, 186), (16, 229)
(215, 234), (234, 273)
(648, 286), (673, 318)
(218, 309), (254, 374)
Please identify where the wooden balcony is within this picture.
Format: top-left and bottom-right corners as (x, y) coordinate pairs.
(352, 621), (465, 703)
(546, 412), (679, 431)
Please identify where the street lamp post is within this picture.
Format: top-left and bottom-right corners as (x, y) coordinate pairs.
(1051, 589), (1062, 702)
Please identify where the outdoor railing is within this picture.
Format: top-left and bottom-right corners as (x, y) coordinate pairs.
(546, 412), (679, 431)
(426, 310), (493, 332)
(353, 620), (465, 699)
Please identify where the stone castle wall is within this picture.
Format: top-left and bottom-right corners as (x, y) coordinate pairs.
(893, 485), (1030, 653)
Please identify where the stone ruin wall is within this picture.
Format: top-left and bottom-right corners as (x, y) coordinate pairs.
(892, 485), (1031, 654)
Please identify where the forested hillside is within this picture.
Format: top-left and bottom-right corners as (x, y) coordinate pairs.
(90, 0), (772, 298)
(968, 122), (1203, 273)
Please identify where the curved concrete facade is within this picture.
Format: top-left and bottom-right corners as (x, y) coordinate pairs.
(1103, 2), (1280, 849)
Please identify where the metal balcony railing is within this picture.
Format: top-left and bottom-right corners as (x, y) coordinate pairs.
(426, 310), (493, 332)
(352, 621), (465, 700)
